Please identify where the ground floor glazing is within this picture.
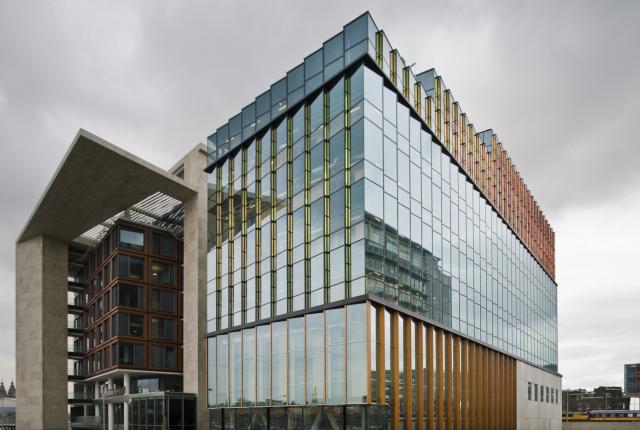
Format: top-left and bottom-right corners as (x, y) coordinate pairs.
(207, 299), (537, 429)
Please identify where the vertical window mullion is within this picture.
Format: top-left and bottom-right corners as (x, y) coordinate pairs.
(270, 128), (277, 316)
(287, 117), (293, 313)
(241, 148), (247, 324)
(344, 74), (352, 297)
(323, 89), (331, 303)
(255, 138), (262, 321)
(304, 104), (311, 308)
(215, 166), (222, 331)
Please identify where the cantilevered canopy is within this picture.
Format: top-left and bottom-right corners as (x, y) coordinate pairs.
(17, 129), (197, 244)
(77, 191), (185, 245)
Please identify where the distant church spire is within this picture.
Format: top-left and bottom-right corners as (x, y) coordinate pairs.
(8, 381), (15, 398)
(0, 381), (6, 397)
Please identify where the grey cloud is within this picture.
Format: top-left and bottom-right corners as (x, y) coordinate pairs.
(1, 0), (638, 387)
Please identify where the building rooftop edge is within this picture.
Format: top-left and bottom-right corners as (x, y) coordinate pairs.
(204, 12), (556, 280)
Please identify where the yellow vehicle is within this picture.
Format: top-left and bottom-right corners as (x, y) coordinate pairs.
(562, 412), (589, 421)
(589, 410), (640, 421)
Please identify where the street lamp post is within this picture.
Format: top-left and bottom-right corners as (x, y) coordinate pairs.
(102, 394), (105, 430)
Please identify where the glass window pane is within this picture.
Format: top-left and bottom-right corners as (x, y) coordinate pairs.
(329, 78), (345, 120)
(288, 317), (305, 405)
(324, 33), (344, 65)
(350, 65), (364, 105)
(271, 321), (287, 405)
(304, 49), (323, 80)
(216, 335), (229, 406)
(151, 261), (175, 285)
(151, 317), (175, 341)
(344, 14), (368, 49)
(256, 325), (271, 406)
(350, 119), (364, 168)
(310, 144), (323, 187)
(310, 199), (324, 241)
(306, 313), (325, 404)
(351, 179), (364, 226)
(119, 228), (144, 251)
(329, 131), (345, 176)
(364, 119), (383, 168)
(326, 307), (345, 404)
(243, 328), (256, 406)
(364, 66), (383, 109)
(330, 247), (345, 286)
(207, 338), (216, 406)
(229, 331), (242, 406)
(365, 180), (383, 220)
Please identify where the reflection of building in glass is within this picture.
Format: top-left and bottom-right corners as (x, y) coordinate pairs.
(365, 213), (453, 328)
(625, 364), (640, 394)
(205, 12), (560, 429)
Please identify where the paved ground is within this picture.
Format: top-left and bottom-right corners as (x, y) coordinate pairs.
(563, 422), (640, 429)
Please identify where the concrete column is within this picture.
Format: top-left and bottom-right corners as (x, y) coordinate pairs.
(15, 235), (68, 430)
(123, 372), (130, 430)
(181, 145), (208, 428)
(107, 377), (114, 430)
(83, 383), (89, 416)
(95, 381), (101, 416)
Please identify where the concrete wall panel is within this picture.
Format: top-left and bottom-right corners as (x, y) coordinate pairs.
(16, 235), (68, 430)
(517, 360), (562, 430)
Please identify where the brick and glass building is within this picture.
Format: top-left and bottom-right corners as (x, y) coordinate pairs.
(67, 219), (193, 428)
(16, 132), (209, 430)
(204, 12), (560, 430)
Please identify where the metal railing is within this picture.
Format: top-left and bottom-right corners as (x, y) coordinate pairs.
(67, 315), (84, 330)
(68, 391), (94, 400)
(67, 338), (84, 353)
(67, 364), (85, 377)
(67, 291), (85, 307)
(101, 386), (126, 398)
(69, 416), (101, 424)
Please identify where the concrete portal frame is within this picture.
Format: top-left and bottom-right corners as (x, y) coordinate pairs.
(15, 129), (207, 429)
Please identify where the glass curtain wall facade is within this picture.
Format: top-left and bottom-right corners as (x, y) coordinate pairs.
(207, 301), (522, 429)
(206, 12), (558, 430)
(625, 364), (640, 394)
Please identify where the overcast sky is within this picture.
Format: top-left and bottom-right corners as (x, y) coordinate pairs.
(1, 0), (639, 390)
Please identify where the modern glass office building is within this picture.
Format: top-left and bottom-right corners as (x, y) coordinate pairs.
(625, 364), (640, 395)
(205, 12), (560, 430)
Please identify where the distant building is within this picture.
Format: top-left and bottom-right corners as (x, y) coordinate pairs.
(563, 387), (630, 413)
(625, 363), (640, 394)
(0, 382), (16, 426)
(0, 381), (15, 400)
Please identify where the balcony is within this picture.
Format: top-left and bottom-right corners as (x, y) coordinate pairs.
(68, 338), (84, 359)
(69, 416), (101, 428)
(67, 279), (86, 293)
(68, 290), (85, 307)
(67, 315), (84, 336)
(101, 386), (126, 399)
(67, 363), (85, 381)
(68, 391), (94, 404)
